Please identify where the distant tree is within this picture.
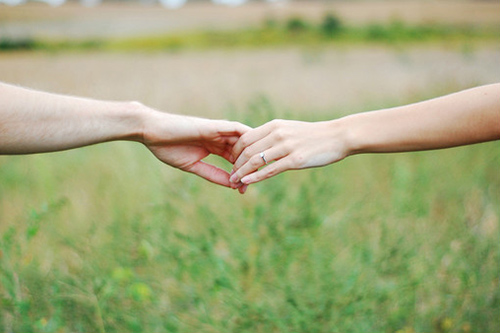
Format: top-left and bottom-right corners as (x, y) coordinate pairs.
(321, 13), (343, 37)
(286, 16), (308, 33)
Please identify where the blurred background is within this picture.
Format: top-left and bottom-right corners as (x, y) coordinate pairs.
(1, 1), (499, 332)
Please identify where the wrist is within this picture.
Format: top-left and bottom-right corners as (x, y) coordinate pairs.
(117, 101), (160, 144)
(335, 113), (368, 157)
(324, 116), (360, 158)
(128, 102), (188, 147)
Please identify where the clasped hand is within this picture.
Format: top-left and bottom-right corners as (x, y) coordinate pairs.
(228, 119), (350, 194)
(3, 82), (498, 193)
(148, 115), (348, 194)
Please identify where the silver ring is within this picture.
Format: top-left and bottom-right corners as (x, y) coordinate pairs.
(260, 152), (268, 165)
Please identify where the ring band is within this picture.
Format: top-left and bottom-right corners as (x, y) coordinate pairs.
(260, 152), (268, 165)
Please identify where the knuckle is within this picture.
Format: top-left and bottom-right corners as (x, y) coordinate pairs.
(274, 128), (286, 141)
(265, 164), (279, 177)
(130, 101), (144, 108)
(234, 157), (245, 170)
(270, 119), (283, 128)
(290, 154), (305, 167)
(281, 160), (294, 171)
(249, 156), (261, 168)
(238, 135), (249, 148)
(242, 148), (254, 160)
(280, 141), (293, 153)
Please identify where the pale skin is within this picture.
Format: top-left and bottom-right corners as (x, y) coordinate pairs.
(230, 83), (500, 193)
(0, 82), (249, 188)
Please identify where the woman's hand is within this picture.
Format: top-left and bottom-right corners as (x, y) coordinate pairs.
(229, 119), (350, 190)
(229, 83), (500, 193)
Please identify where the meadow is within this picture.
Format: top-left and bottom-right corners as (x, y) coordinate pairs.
(0, 102), (500, 332)
(1, 2), (500, 332)
(1, 93), (499, 333)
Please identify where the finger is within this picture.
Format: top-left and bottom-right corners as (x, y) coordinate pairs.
(240, 158), (290, 185)
(220, 149), (234, 164)
(206, 142), (241, 164)
(232, 135), (275, 172)
(201, 134), (237, 155)
(230, 147), (286, 184)
(185, 161), (234, 187)
(230, 181), (244, 190)
(220, 135), (240, 146)
(231, 122), (274, 162)
(214, 121), (252, 137)
(238, 184), (249, 194)
(222, 137), (244, 163)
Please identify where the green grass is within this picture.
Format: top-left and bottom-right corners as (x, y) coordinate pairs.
(0, 95), (499, 332)
(1, 14), (499, 53)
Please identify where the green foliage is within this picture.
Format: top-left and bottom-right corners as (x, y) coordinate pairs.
(286, 16), (310, 34)
(321, 12), (343, 37)
(0, 38), (35, 51)
(0, 94), (499, 332)
(1, 13), (498, 53)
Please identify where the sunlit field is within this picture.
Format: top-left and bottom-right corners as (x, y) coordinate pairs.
(1, 1), (500, 332)
(1, 108), (499, 333)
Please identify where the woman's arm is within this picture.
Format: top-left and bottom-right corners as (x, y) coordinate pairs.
(346, 83), (500, 154)
(0, 82), (249, 187)
(230, 83), (500, 190)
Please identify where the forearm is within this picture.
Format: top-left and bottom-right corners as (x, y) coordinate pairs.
(0, 82), (150, 154)
(341, 83), (500, 155)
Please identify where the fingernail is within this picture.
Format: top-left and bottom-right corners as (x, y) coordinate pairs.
(239, 184), (247, 194)
(229, 174), (238, 183)
(241, 176), (251, 184)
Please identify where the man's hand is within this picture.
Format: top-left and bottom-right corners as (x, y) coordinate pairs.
(0, 82), (250, 189)
(141, 110), (251, 188)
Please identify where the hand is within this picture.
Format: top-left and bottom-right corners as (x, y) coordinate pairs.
(142, 111), (251, 189)
(229, 119), (349, 191)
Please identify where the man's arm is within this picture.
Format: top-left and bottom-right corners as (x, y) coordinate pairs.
(0, 82), (145, 154)
(0, 82), (249, 187)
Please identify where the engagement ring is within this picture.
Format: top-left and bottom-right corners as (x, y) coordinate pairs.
(260, 152), (268, 165)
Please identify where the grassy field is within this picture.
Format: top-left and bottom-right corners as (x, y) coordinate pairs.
(0, 97), (499, 332)
(2, 15), (499, 52)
